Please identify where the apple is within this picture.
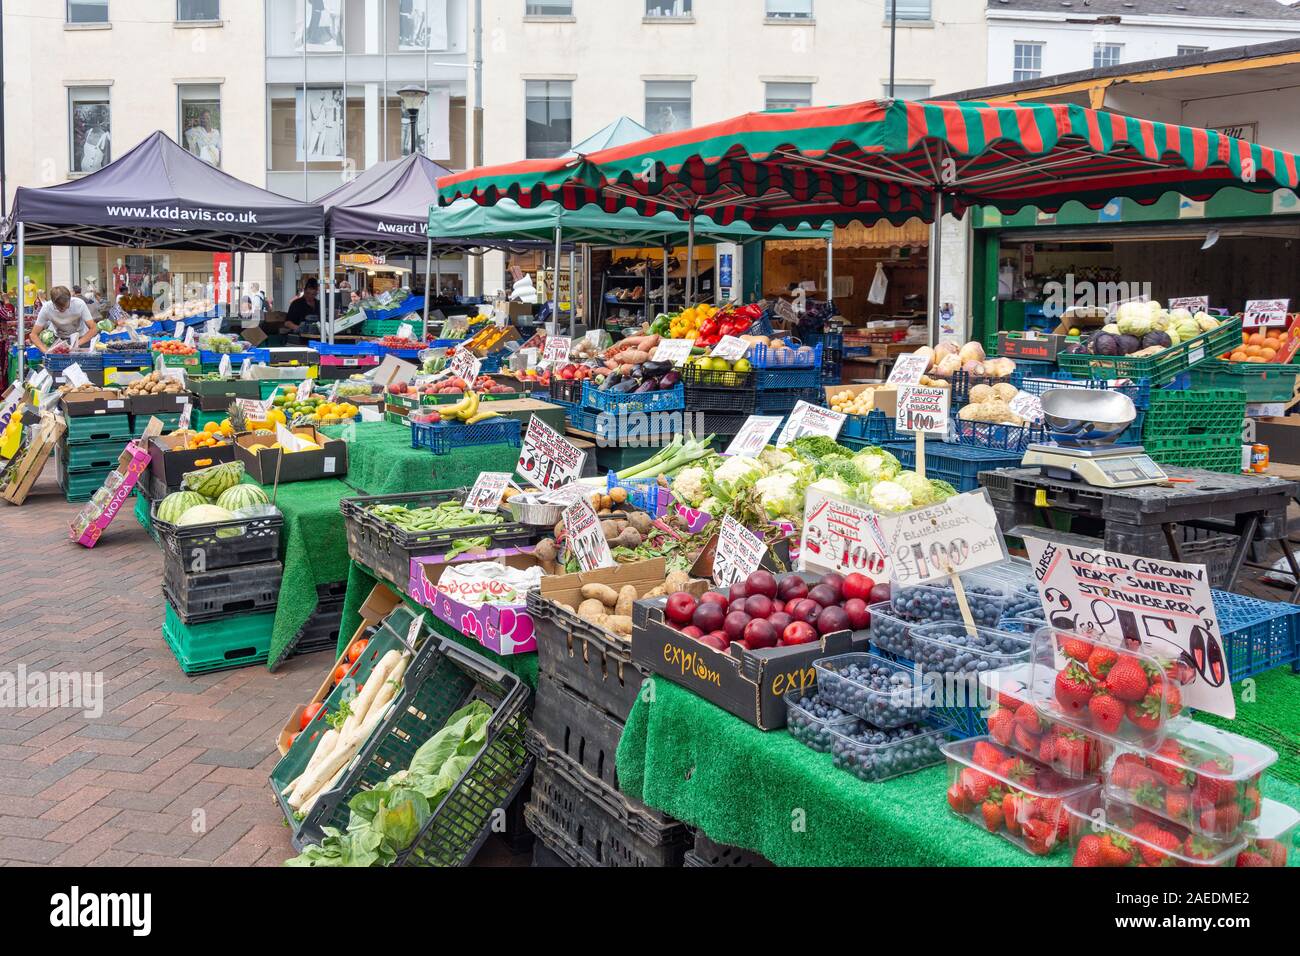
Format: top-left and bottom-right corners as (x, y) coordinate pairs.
(782, 621), (818, 646)
(693, 602), (726, 633)
(768, 611), (793, 636)
(816, 605), (850, 636)
(869, 583), (892, 604)
(743, 618), (778, 649)
(724, 611), (751, 643)
(744, 570), (778, 599)
(777, 576), (809, 602)
(681, 625), (704, 640)
(843, 598), (871, 630)
(808, 584), (839, 609)
(743, 594), (773, 620)
(666, 591), (697, 627)
(700, 592), (729, 610)
(728, 582), (749, 603)
(699, 633), (729, 651)
(819, 573), (846, 603)
(789, 598), (822, 624)
(842, 573), (875, 602)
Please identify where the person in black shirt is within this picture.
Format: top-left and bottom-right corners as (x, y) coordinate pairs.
(285, 278), (322, 335)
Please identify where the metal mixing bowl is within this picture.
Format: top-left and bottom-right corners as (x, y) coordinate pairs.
(1041, 388), (1137, 447)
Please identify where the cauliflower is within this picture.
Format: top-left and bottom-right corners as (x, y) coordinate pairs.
(895, 471), (935, 507)
(709, 455), (765, 502)
(757, 447), (794, 471)
(779, 458), (817, 486)
(670, 466), (710, 508)
(852, 448), (901, 483)
(869, 480), (914, 514)
(807, 476), (853, 500)
(755, 472), (803, 518)
(930, 479), (958, 502)
(698, 496), (722, 516)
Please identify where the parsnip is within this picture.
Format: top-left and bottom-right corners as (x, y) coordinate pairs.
(341, 650), (401, 733)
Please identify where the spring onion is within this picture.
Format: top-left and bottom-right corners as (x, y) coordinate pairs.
(616, 435), (717, 481)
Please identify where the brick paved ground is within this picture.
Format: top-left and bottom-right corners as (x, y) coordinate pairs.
(0, 470), (322, 867)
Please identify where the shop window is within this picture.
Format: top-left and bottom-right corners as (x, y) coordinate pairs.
(647, 0), (692, 16)
(885, 0), (930, 20)
(766, 0), (813, 20)
(1094, 43), (1122, 69)
(886, 83), (931, 101)
(1178, 45), (1207, 56)
(179, 85), (222, 166)
(67, 0), (107, 23)
(400, 0), (449, 50)
(645, 81), (692, 134)
(177, 0), (219, 20)
(526, 1), (573, 15)
(69, 87), (111, 174)
(525, 80), (572, 159)
(765, 82), (813, 111)
(1013, 42), (1043, 82)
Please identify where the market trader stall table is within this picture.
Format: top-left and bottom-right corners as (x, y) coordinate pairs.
(979, 466), (1300, 595)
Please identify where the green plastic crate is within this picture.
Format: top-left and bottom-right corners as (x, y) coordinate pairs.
(361, 319), (406, 337)
(66, 413), (132, 444)
(135, 489), (159, 545)
(259, 380), (303, 401)
(192, 409), (227, 430)
(131, 413), (181, 436)
(1057, 318), (1242, 386)
(1142, 388), (1247, 442)
(58, 468), (112, 502)
(161, 601), (274, 675)
(1189, 359), (1300, 404)
(1146, 436), (1242, 474)
(63, 437), (129, 472)
(385, 409), (411, 427)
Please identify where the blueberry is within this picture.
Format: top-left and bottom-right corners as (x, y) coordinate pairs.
(787, 693), (860, 753)
(830, 722), (945, 782)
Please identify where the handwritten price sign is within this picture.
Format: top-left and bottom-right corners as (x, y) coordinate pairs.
(563, 499), (615, 572)
(712, 517), (767, 588)
(517, 416), (587, 490)
(876, 489), (1006, 587)
(1243, 299), (1290, 330)
(776, 401), (847, 448)
(541, 336), (571, 366)
(465, 472), (512, 513)
(724, 415), (783, 457)
(799, 489), (891, 579)
(450, 347), (482, 383)
(887, 353), (930, 386)
(895, 385), (950, 435)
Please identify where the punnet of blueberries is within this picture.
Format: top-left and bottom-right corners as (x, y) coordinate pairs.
(892, 583), (1009, 629)
(814, 653), (927, 729)
(867, 603), (913, 659)
(830, 722), (948, 782)
(785, 692), (861, 753)
(909, 622), (1031, 674)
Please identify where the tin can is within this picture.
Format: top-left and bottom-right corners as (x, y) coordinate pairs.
(1251, 443), (1270, 474)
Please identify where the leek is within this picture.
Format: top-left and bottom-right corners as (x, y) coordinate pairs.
(617, 435), (716, 481)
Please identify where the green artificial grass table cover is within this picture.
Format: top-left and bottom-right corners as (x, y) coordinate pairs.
(616, 674), (1300, 867)
(320, 420), (523, 496)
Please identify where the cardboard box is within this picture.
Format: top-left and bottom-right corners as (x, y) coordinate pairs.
(997, 331), (1069, 362)
(242, 326), (269, 347)
(1051, 306), (1108, 337)
(407, 547), (541, 656)
(148, 432), (237, 493)
(479, 397), (567, 435)
(126, 392), (191, 417)
(276, 583), (404, 755)
(631, 572), (872, 730)
(1, 412), (66, 506)
(61, 389), (127, 418)
(824, 382), (897, 416)
(507, 302), (535, 321)
(535, 557), (667, 648)
(236, 426), (348, 484)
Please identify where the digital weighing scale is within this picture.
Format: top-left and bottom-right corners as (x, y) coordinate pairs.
(1023, 388), (1169, 489)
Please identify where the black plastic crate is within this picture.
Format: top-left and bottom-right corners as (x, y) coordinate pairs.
(523, 757), (691, 867)
(684, 384), (756, 414)
(526, 675), (684, 844)
(699, 412), (751, 436)
(680, 364), (756, 390)
(162, 560), (283, 625)
(269, 584), (348, 669)
(529, 590), (651, 719)
(549, 378), (584, 405)
(153, 502), (284, 573)
(341, 489), (534, 588)
(683, 830), (773, 867)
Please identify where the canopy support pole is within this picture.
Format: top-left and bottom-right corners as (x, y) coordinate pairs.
(421, 237), (433, 341)
(327, 237), (336, 344)
(568, 246), (576, 337)
(685, 216), (696, 309)
(317, 236), (326, 344)
(826, 234), (834, 306)
(552, 223), (562, 331)
(16, 222), (24, 381)
(928, 193), (942, 347)
(236, 252), (245, 330)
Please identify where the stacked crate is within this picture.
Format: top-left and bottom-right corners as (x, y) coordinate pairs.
(1142, 387), (1246, 474)
(57, 413), (132, 503)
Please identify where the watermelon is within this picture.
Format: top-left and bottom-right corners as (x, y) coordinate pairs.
(177, 504), (235, 527)
(157, 490), (209, 525)
(182, 461), (244, 498)
(216, 484), (269, 511)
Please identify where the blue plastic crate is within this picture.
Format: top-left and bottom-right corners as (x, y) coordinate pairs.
(606, 472), (671, 518)
(756, 366), (823, 389)
(1212, 590), (1300, 679)
(582, 382), (684, 415)
(1014, 371), (1151, 410)
(951, 418), (1046, 452)
(841, 409), (898, 444)
(566, 406), (601, 433)
(844, 345), (873, 359)
(821, 354), (843, 385)
(749, 342), (822, 370)
(429, 338), (466, 349)
(880, 441), (1025, 494)
(800, 330), (844, 352)
(198, 347), (268, 365)
(479, 354), (503, 374)
(364, 296), (425, 322)
(377, 344), (425, 360)
(409, 417), (521, 455)
(309, 340), (382, 356)
(754, 385), (823, 416)
(101, 350), (154, 370)
(44, 352), (103, 373)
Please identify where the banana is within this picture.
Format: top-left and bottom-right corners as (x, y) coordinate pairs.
(465, 410), (502, 425)
(441, 393), (472, 420)
(461, 391), (480, 422)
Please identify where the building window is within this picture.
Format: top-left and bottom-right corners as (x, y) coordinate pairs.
(177, 0), (219, 20)
(526, 1), (572, 15)
(67, 0), (107, 23)
(1178, 45), (1207, 56)
(765, 82), (813, 110)
(885, 0), (931, 19)
(645, 81), (692, 134)
(766, 1), (813, 20)
(1094, 43), (1122, 68)
(647, 0), (691, 16)
(525, 80), (572, 159)
(400, 0), (449, 49)
(1013, 42), (1043, 82)
(69, 87), (111, 173)
(179, 84), (222, 166)
(886, 83), (931, 101)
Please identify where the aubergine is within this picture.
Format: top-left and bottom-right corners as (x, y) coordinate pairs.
(641, 360), (672, 378)
(659, 370), (680, 388)
(612, 379), (639, 393)
(635, 379), (659, 393)
(599, 371), (622, 391)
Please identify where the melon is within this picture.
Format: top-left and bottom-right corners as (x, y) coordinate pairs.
(182, 461), (245, 498)
(216, 484), (269, 512)
(177, 504), (235, 527)
(157, 491), (209, 525)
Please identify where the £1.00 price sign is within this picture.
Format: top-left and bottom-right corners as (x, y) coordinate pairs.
(876, 489), (1006, 587)
(517, 416), (587, 490)
(895, 385), (950, 435)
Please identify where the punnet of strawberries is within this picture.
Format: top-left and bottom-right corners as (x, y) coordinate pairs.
(1068, 802), (1244, 868)
(981, 666), (1110, 779)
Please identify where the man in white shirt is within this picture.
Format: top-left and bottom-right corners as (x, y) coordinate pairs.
(29, 286), (96, 352)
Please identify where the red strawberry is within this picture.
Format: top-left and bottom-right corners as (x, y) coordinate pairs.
(1193, 759), (1236, 806)
(999, 758), (1038, 789)
(1087, 645), (1118, 680)
(1022, 818), (1057, 856)
(1154, 678), (1182, 718)
(973, 740), (1005, 771)
(998, 689), (1024, 711)
(1014, 724), (1042, 755)
(1088, 690), (1124, 734)
(1149, 741), (1191, 789)
(1242, 786), (1262, 820)
(1110, 752), (1147, 789)
(1164, 789), (1193, 823)
(1053, 731), (1094, 776)
(1126, 697), (1163, 732)
(946, 783), (972, 814)
(982, 797), (1004, 833)
(1132, 822), (1181, 865)
(1236, 850), (1271, 867)
(1105, 655), (1149, 702)
(1258, 838), (1288, 867)
(1099, 833), (1137, 867)
(1014, 702), (1043, 735)
(1132, 780), (1165, 811)
(1038, 732), (1057, 764)
(1074, 834), (1103, 867)
(1199, 802), (1243, 836)
(1003, 791), (1023, 835)
(1055, 662), (1095, 713)
(1184, 835), (1227, 865)
(988, 707), (1015, 746)
(960, 767), (995, 803)
(1061, 636), (1095, 662)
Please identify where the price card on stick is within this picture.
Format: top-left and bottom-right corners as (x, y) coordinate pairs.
(465, 472), (512, 513)
(710, 336), (750, 362)
(173, 321), (184, 340)
(724, 415), (784, 457)
(541, 336), (571, 367)
(887, 353), (930, 386)
(295, 379), (314, 402)
(563, 499), (615, 572)
(1243, 299), (1290, 330)
(1169, 296), (1209, 313)
(218, 354), (232, 378)
(517, 416), (587, 490)
(799, 489), (891, 579)
(183, 327), (196, 348)
(450, 347), (481, 383)
(712, 516), (767, 588)
(895, 384), (950, 480)
(1022, 535), (1234, 719)
(275, 424), (308, 452)
(178, 402), (192, 432)
(537, 482), (590, 507)
(776, 401), (847, 448)
(651, 339), (694, 365)
(396, 322), (415, 340)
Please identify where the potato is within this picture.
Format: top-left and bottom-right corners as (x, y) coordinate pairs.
(581, 583), (620, 607)
(600, 615), (633, 637)
(578, 599), (608, 622)
(968, 384), (994, 404)
(663, 570), (690, 594)
(615, 584), (637, 618)
(992, 382), (1019, 403)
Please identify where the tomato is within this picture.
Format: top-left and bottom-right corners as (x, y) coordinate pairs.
(332, 663), (349, 685)
(300, 701), (323, 730)
(347, 638), (369, 663)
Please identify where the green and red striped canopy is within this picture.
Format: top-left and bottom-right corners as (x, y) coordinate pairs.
(437, 99), (1300, 230)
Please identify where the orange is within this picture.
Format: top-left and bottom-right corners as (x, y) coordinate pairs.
(1230, 350), (1248, 362)
(1261, 347), (1277, 360)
